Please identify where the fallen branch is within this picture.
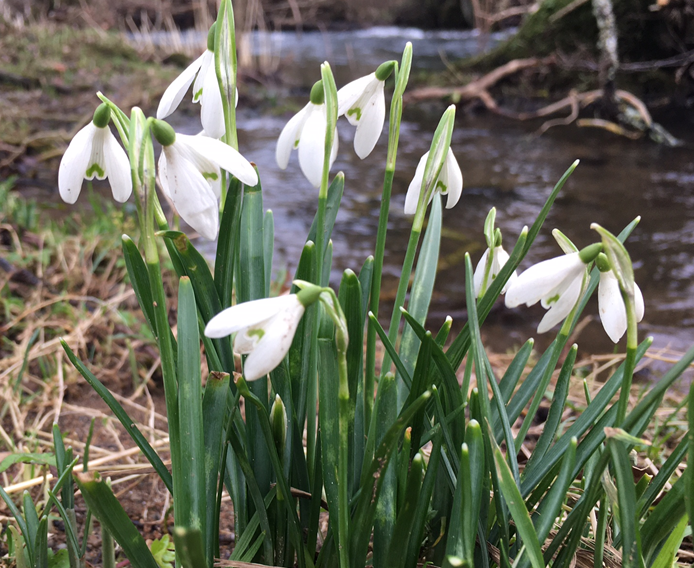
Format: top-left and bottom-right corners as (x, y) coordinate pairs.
(404, 56), (554, 103)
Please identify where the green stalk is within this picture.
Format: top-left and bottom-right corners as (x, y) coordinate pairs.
(365, 44), (412, 429)
(617, 293), (638, 425)
(321, 291), (351, 568)
(515, 302), (576, 452)
(380, 104), (454, 376)
(140, 119), (182, 521)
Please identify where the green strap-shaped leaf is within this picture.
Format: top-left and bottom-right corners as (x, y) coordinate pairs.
(386, 453), (424, 567)
(202, 371), (230, 563)
(176, 277), (206, 543)
(172, 527), (206, 568)
(608, 440), (642, 568)
(497, 338), (533, 404)
(74, 472), (160, 568)
(160, 230), (231, 372)
(33, 516), (48, 568)
(214, 177), (243, 309)
(492, 441), (544, 568)
(397, 193), (442, 408)
(122, 235), (156, 335)
(306, 173), (345, 257)
(61, 340), (172, 493)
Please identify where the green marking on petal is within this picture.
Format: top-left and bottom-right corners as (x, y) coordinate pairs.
(293, 139), (300, 149)
(193, 88), (203, 102)
(435, 180), (448, 194)
(248, 329), (265, 340)
(85, 163), (105, 178)
(347, 107), (362, 121)
(546, 293), (560, 305)
(202, 172), (219, 181)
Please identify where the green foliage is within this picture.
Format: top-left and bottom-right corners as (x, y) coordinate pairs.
(2, 5), (691, 568)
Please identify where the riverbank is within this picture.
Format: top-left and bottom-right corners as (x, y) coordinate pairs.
(0, 19), (179, 184)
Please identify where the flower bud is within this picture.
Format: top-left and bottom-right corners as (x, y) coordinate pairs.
(270, 394), (287, 451)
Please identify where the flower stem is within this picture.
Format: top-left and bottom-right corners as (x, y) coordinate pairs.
(365, 73), (404, 428)
(616, 293), (638, 425)
(140, 120), (182, 522)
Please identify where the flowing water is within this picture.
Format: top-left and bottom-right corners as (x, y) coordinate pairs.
(121, 27), (694, 361)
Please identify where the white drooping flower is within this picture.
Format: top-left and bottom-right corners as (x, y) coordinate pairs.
(337, 61), (394, 159)
(58, 104), (132, 204)
(276, 81), (338, 188)
(473, 245), (518, 298)
(152, 120), (257, 240)
(205, 294), (306, 381)
(598, 265), (645, 343)
(505, 251), (590, 334)
(156, 24), (237, 139)
(404, 148), (463, 215)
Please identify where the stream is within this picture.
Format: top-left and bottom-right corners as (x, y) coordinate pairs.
(120, 27), (694, 363)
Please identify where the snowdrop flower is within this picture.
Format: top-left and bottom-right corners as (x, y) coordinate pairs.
(505, 243), (602, 333)
(205, 286), (322, 381)
(156, 24), (236, 139)
(152, 119), (257, 240)
(404, 148), (463, 215)
(276, 80), (338, 188)
(473, 244), (518, 297)
(58, 104), (132, 204)
(596, 253), (645, 342)
(337, 61), (394, 159)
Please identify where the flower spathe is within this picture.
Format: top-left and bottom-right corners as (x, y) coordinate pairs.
(58, 112), (132, 204)
(404, 148), (463, 215)
(473, 245), (518, 298)
(505, 252), (587, 333)
(598, 269), (645, 343)
(337, 72), (386, 159)
(155, 122), (258, 240)
(205, 294), (306, 382)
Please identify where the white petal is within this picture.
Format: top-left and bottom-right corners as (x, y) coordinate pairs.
(156, 52), (205, 119)
(163, 146), (220, 240)
(298, 105), (329, 188)
(337, 74), (375, 117)
(442, 149), (463, 209)
(493, 247), (518, 294)
(158, 151), (172, 199)
(634, 282), (645, 322)
(505, 253), (585, 308)
(353, 81), (385, 159)
(58, 122), (96, 203)
(205, 295), (299, 338)
(599, 271), (627, 343)
(242, 297), (305, 381)
(193, 51), (214, 103)
(537, 273), (583, 333)
(404, 152), (428, 215)
(473, 248), (490, 298)
(179, 134), (258, 187)
(200, 61), (225, 139)
(276, 103), (310, 170)
(86, 127), (107, 180)
(102, 129), (132, 202)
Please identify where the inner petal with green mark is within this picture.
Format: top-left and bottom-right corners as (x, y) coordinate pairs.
(86, 163), (105, 178)
(193, 88), (203, 102)
(203, 172), (219, 181)
(546, 293), (561, 305)
(347, 107), (362, 121)
(435, 180), (448, 194)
